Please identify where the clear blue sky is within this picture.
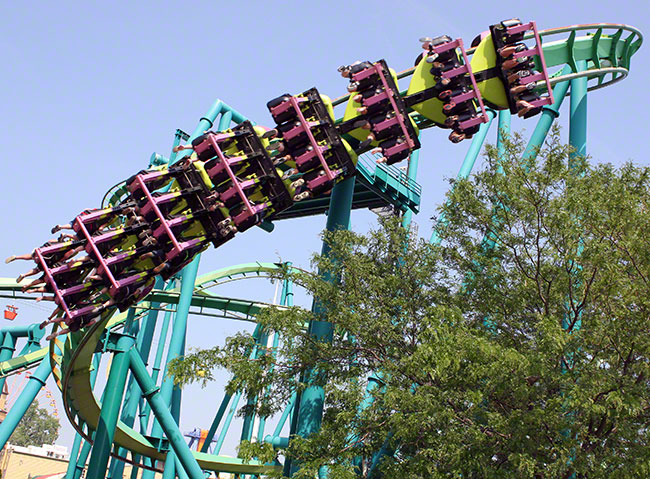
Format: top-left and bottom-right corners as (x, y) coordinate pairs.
(1, 0), (649, 455)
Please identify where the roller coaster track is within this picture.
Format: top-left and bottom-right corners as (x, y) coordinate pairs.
(0, 22), (642, 477)
(2, 263), (289, 473)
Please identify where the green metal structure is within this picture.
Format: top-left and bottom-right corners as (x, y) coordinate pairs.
(0, 22), (642, 478)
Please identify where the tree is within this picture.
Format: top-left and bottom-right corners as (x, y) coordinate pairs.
(11, 402), (60, 448)
(170, 128), (650, 478)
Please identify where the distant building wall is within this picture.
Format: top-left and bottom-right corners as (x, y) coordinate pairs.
(0, 445), (68, 479)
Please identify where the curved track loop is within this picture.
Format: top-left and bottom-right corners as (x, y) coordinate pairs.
(49, 262), (292, 474)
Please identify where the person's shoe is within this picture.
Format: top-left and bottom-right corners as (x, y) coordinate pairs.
(282, 168), (297, 180)
(261, 128), (278, 139)
(516, 100), (536, 116)
(507, 69), (530, 85)
(293, 191), (312, 201)
(498, 43), (525, 58)
(290, 178), (305, 189)
(5, 255), (16, 264)
(444, 115), (459, 127)
(449, 131), (466, 143)
(443, 102), (457, 113)
(425, 53), (439, 63)
(510, 83), (535, 95)
(502, 56), (529, 71)
(47, 328), (70, 341)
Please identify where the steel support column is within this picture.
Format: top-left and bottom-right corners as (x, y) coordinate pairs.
(86, 334), (135, 477)
(288, 176), (356, 476)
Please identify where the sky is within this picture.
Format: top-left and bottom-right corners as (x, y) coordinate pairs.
(1, 0), (649, 459)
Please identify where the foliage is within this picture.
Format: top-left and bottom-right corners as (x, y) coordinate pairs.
(11, 402), (60, 448)
(170, 128), (650, 478)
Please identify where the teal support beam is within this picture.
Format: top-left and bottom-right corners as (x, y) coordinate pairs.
(129, 349), (205, 479)
(522, 65), (572, 161)
(66, 431), (84, 479)
(240, 329), (269, 443)
(162, 452), (177, 479)
(87, 333), (135, 478)
(0, 332), (16, 395)
(175, 455), (190, 479)
(271, 392), (297, 439)
(215, 391), (242, 454)
(430, 109), (496, 244)
(569, 60), (588, 164)
(401, 143), (421, 230)
(144, 301), (192, 479)
(110, 278), (168, 479)
(0, 349), (52, 449)
(288, 176), (356, 476)
(73, 433), (92, 479)
(497, 109), (512, 165)
(140, 302), (174, 434)
(198, 325), (264, 454)
(200, 392), (233, 454)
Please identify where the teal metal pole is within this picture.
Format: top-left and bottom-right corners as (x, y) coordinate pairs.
(0, 332), (16, 395)
(401, 143), (421, 230)
(199, 323), (264, 453)
(214, 391), (242, 454)
(430, 109), (496, 244)
(86, 334), (135, 477)
(144, 304), (191, 479)
(110, 278), (168, 479)
(289, 176), (356, 476)
(569, 60), (588, 164)
(497, 109), (511, 165)
(271, 392), (297, 439)
(140, 302), (174, 434)
(521, 65), (572, 161)
(73, 384), (108, 479)
(73, 434), (92, 479)
(162, 451), (177, 479)
(240, 329), (268, 443)
(199, 393), (232, 453)
(129, 349), (205, 479)
(67, 430), (84, 478)
(0, 349), (52, 449)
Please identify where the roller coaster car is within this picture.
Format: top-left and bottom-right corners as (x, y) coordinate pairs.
(267, 88), (356, 194)
(49, 259), (94, 289)
(486, 19), (554, 118)
(109, 274), (156, 311)
(340, 60), (420, 164)
(136, 187), (204, 224)
(72, 203), (135, 236)
(36, 240), (86, 268)
(195, 121), (293, 234)
(98, 245), (161, 281)
(406, 36), (488, 143)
